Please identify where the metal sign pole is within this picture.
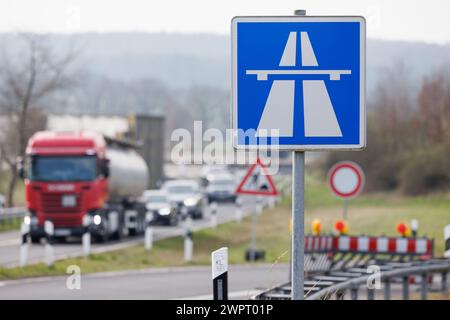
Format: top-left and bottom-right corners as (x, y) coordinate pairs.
(343, 198), (348, 220)
(250, 209), (257, 261)
(292, 151), (305, 300)
(291, 8), (306, 301)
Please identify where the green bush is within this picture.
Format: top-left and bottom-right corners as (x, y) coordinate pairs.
(399, 146), (449, 195)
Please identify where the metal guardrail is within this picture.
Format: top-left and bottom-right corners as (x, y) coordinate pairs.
(307, 259), (450, 300)
(0, 207), (27, 222)
(255, 258), (450, 300)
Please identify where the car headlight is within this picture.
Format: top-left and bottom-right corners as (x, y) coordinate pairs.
(184, 197), (199, 207)
(158, 207), (171, 216)
(23, 216), (31, 225)
(93, 215), (102, 225)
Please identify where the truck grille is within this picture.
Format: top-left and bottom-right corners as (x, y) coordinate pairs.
(41, 193), (82, 213)
(46, 215), (81, 227)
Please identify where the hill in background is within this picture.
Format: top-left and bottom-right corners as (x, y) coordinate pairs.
(1, 32), (449, 120)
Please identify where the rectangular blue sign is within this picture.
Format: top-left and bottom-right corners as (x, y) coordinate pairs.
(232, 16), (366, 150)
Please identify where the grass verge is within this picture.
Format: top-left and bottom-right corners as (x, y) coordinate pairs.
(0, 218), (21, 233)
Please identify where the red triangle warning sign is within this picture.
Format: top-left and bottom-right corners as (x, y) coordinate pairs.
(235, 157), (279, 196)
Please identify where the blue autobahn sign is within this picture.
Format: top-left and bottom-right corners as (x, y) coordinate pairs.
(231, 16), (366, 150)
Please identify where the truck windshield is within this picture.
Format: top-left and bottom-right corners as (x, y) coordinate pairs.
(29, 156), (97, 182)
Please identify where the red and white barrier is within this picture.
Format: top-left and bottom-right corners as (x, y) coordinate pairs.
(304, 236), (334, 252)
(305, 235), (433, 256)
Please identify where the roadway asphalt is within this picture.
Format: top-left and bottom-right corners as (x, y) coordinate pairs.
(0, 197), (263, 267)
(0, 263), (289, 299)
(1, 263), (446, 300)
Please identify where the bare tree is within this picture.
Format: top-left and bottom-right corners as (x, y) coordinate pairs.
(0, 34), (77, 207)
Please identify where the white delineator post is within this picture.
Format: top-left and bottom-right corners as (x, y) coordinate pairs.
(445, 225), (450, 258)
(44, 220), (54, 267)
(212, 247), (228, 300)
(235, 197), (243, 223)
(19, 221), (30, 267)
(184, 214), (193, 262)
(82, 215), (91, 256)
(210, 201), (218, 229)
(145, 212), (154, 251)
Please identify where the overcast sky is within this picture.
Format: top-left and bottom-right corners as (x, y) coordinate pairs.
(1, 0), (449, 44)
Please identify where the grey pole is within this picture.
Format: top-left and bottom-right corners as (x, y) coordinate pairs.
(367, 287), (375, 300)
(294, 9), (306, 16)
(442, 272), (448, 294)
(249, 209), (257, 261)
(384, 279), (391, 300)
(291, 9), (306, 301)
(292, 151), (305, 300)
(350, 286), (358, 300)
(420, 273), (428, 300)
(402, 276), (409, 300)
(288, 238), (292, 282)
(343, 198), (348, 220)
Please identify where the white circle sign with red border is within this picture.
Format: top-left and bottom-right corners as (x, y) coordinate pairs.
(328, 161), (365, 199)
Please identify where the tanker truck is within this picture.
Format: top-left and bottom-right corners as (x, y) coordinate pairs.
(22, 131), (149, 243)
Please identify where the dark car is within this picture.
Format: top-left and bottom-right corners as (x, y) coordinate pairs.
(142, 190), (178, 226)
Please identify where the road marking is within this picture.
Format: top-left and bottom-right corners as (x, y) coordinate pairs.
(177, 289), (261, 300)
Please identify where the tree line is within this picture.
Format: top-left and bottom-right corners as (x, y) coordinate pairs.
(326, 65), (450, 195)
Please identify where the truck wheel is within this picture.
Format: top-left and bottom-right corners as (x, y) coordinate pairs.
(110, 230), (122, 241)
(94, 233), (108, 243)
(128, 228), (137, 237)
(31, 236), (41, 244)
(110, 221), (125, 241)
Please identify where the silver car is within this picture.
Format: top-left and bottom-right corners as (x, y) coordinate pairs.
(162, 180), (205, 219)
(206, 174), (237, 203)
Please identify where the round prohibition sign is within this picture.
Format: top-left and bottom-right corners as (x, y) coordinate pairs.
(328, 161), (365, 199)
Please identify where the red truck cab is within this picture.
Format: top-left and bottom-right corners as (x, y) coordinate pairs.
(25, 131), (109, 242)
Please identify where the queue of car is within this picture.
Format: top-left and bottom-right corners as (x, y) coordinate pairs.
(140, 165), (239, 227)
